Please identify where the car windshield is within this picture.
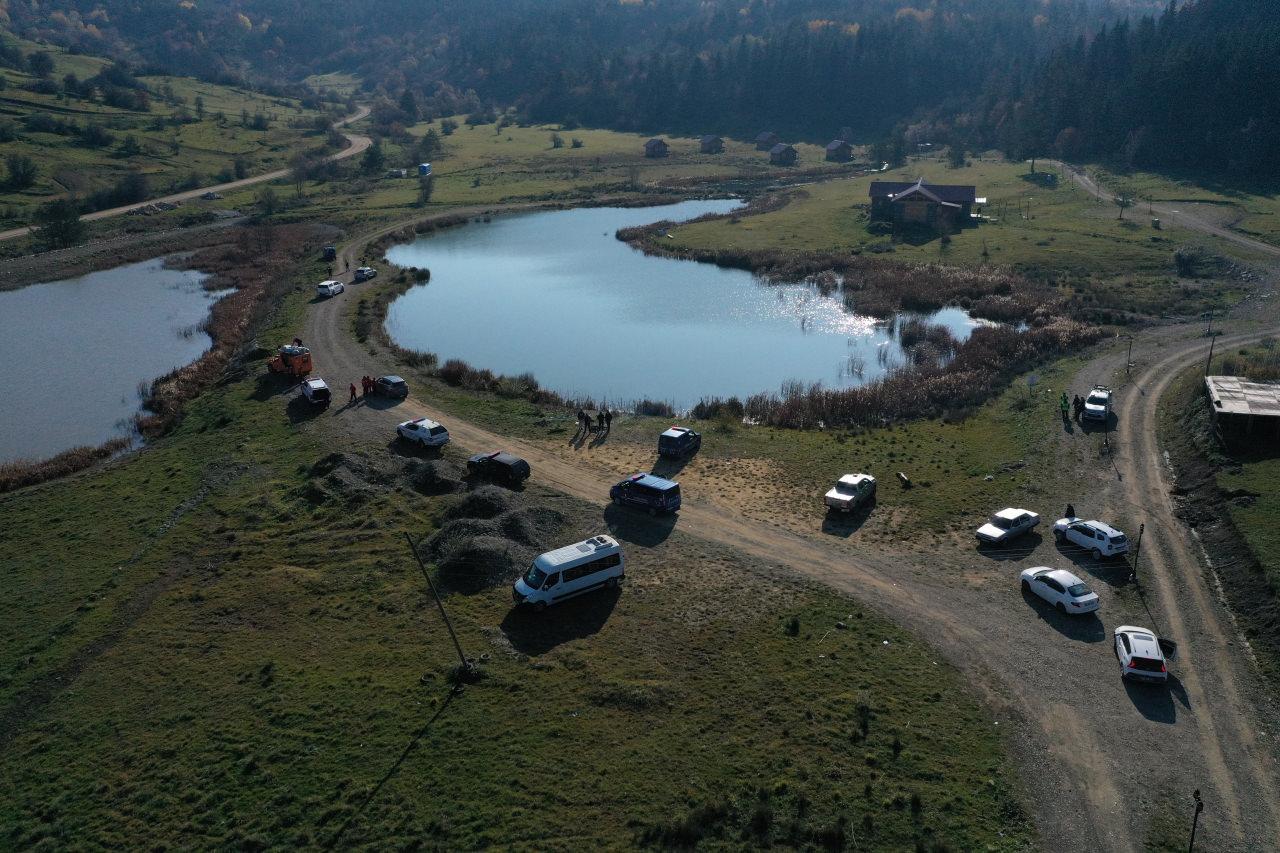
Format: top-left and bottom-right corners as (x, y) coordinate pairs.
(1067, 583), (1092, 596)
(524, 566), (546, 589)
(1132, 633), (1155, 643)
(1110, 534), (1126, 543)
(428, 426), (446, 435)
(991, 516), (1014, 529)
(834, 482), (858, 494)
(1087, 393), (1107, 405)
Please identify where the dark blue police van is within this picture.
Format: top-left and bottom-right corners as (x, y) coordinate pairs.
(609, 473), (682, 515)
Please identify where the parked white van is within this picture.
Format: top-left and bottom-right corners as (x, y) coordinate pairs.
(512, 535), (624, 611)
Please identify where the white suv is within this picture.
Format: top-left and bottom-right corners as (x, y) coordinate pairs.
(1114, 625), (1168, 682)
(316, 280), (345, 297)
(1082, 385), (1111, 421)
(397, 417), (449, 447)
(1053, 517), (1129, 560)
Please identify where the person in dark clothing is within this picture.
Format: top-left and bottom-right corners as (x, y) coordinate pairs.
(597, 411), (605, 431)
(604, 409), (613, 431)
(1073, 395), (1084, 421)
(1065, 503), (1076, 519)
(349, 382), (358, 403)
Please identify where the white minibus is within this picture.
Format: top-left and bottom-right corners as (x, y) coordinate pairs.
(513, 535), (624, 611)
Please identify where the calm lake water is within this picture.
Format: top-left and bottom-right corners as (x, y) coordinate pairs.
(385, 200), (983, 410)
(0, 258), (225, 463)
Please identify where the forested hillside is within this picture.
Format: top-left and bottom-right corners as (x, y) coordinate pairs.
(5, 0), (1275, 178)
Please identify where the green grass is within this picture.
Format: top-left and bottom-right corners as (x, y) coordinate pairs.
(667, 158), (1248, 272)
(1092, 166), (1280, 250)
(0, 283), (1034, 849)
(0, 36), (332, 226)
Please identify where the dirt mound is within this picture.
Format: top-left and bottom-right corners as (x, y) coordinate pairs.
(403, 458), (463, 495)
(444, 485), (516, 520)
(436, 535), (520, 594)
(299, 451), (400, 506)
(497, 505), (565, 546)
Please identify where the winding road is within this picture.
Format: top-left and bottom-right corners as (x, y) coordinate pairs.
(0, 105), (372, 244)
(297, 210), (1280, 851)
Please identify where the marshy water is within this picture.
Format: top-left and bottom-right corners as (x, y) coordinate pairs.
(0, 257), (225, 463)
(384, 200), (985, 410)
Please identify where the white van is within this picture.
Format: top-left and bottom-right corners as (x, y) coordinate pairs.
(512, 535), (624, 611)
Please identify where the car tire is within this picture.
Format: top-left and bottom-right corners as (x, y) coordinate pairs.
(1055, 602), (1066, 614)
(533, 601), (547, 613)
(606, 577), (620, 589)
(1091, 548), (1103, 561)
(647, 507), (657, 517)
(1054, 530), (1064, 543)
(1021, 580), (1031, 594)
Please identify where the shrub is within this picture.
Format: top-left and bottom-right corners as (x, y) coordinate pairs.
(634, 398), (675, 418)
(436, 535), (516, 594)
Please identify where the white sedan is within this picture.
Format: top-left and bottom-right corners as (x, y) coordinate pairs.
(1053, 517), (1129, 560)
(1114, 625), (1168, 682)
(1020, 566), (1100, 614)
(976, 508), (1040, 544)
(397, 417), (450, 447)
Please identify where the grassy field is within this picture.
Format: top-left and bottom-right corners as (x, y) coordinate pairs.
(0, 281), (1034, 850)
(1091, 166), (1280, 249)
(0, 35), (333, 226)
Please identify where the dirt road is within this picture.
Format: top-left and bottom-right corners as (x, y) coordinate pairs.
(0, 106), (372, 244)
(298, 221), (1280, 851)
(1057, 162), (1280, 260)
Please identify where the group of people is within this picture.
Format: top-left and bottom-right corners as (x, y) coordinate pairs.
(1058, 392), (1088, 422)
(576, 408), (613, 435)
(349, 375), (378, 403)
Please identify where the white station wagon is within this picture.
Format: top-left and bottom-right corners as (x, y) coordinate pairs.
(1020, 566), (1100, 614)
(1114, 625), (1168, 682)
(315, 280), (345, 297)
(1054, 517), (1129, 560)
(976, 508), (1040, 544)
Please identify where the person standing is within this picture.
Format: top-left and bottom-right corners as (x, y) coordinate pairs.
(1065, 503), (1076, 519)
(596, 411), (605, 432)
(349, 382), (358, 403)
(604, 409), (613, 431)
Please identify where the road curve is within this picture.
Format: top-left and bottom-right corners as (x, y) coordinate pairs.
(0, 105), (372, 244)
(1055, 161), (1280, 260)
(295, 213), (1280, 852)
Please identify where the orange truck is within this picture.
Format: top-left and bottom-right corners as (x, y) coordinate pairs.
(268, 341), (313, 378)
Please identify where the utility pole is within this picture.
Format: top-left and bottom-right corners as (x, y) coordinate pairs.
(1188, 789), (1204, 852)
(1122, 335), (1134, 376)
(1204, 331), (1222, 376)
(1130, 522), (1144, 584)
(404, 533), (471, 675)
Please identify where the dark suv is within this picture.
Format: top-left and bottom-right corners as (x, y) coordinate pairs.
(610, 473), (681, 515)
(373, 375), (409, 398)
(467, 451), (531, 484)
(658, 426), (702, 458)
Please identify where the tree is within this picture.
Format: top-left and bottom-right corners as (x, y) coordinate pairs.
(256, 185), (278, 216)
(118, 134), (142, 156)
(360, 137), (385, 174)
(550, 133), (564, 149)
(194, 96), (205, 120)
(5, 153), (37, 190)
(398, 89), (418, 121)
(233, 157), (248, 180)
(947, 143), (965, 169)
(417, 174), (435, 206)
(1113, 189), (1134, 220)
(289, 152), (313, 196)
(26, 51), (54, 78)
(32, 198), (86, 248)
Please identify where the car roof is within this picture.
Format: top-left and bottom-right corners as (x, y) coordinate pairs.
(995, 507), (1033, 519)
(1043, 568), (1085, 586)
(405, 417), (440, 428)
(1116, 626), (1162, 656)
(628, 473), (678, 490)
(305, 378), (328, 388)
(380, 375), (405, 384)
(661, 426), (691, 438)
(1082, 520), (1121, 535)
(535, 534), (620, 569)
(318, 280), (341, 286)
(837, 473), (874, 486)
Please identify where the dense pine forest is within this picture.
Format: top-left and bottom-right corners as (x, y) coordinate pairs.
(3, 0), (1276, 178)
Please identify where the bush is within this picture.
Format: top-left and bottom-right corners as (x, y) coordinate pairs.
(634, 399), (674, 418)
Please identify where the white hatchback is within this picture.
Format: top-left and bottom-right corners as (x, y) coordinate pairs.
(397, 417), (449, 447)
(316, 280), (345, 297)
(1053, 517), (1129, 560)
(1114, 625), (1168, 682)
(1020, 566), (1099, 614)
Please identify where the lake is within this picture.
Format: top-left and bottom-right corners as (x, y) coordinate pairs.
(0, 257), (226, 464)
(384, 200), (983, 411)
